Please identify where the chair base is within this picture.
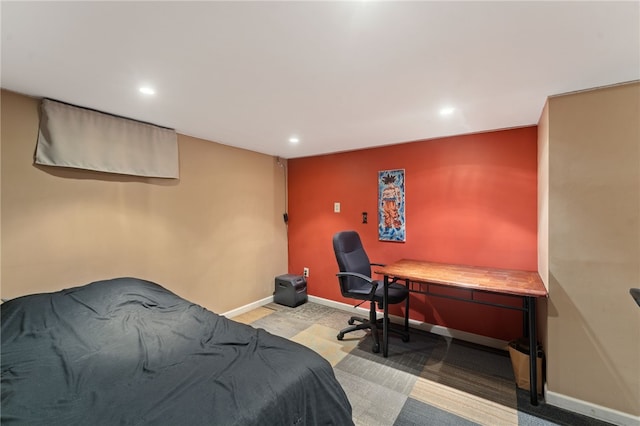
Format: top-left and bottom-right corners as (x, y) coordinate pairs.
(336, 315), (409, 353)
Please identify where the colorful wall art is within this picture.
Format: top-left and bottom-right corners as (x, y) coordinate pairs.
(378, 169), (405, 242)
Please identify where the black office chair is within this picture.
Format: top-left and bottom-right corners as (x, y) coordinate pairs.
(333, 230), (410, 353)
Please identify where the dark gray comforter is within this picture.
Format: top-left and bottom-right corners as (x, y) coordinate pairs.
(1, 277), (353, 425)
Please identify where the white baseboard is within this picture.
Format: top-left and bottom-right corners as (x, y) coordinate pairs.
(545, 390), (640, 426)
(222, 295), (274, 318)
(307, 295), (509, 350)
(222, 294), (507, 349)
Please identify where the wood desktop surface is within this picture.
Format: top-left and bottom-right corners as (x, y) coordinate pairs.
(374, 259), (547, 298)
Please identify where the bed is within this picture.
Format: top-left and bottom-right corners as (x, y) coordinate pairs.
(1, 277), (353, 425)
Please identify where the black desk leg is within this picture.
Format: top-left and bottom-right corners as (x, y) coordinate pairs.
(405, 279), (410, 332)
(383, 275), (389, 357)
(523, 298), (529, 338)
(527, 296), (539, 406)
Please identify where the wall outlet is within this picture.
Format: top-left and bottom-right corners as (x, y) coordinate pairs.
(303, 267), (309, 278)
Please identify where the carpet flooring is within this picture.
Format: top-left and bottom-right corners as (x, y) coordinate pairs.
(232, 301), (613, 426)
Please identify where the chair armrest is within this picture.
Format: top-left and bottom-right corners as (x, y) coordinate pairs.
(336, 272), (378, 298)
(336, 271), (373, 283)
(369, 266), (401, 285)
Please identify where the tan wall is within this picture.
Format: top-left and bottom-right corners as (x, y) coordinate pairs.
(546, 82), (640, 416)
(0, 90), (289, 313)
(537, 100), (549, 357)
(538, 101), (550, 288)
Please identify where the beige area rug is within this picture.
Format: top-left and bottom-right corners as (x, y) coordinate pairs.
(290, 323), (362, 366)
(231, 306), (275, 325)
(410, 377), (518, 425)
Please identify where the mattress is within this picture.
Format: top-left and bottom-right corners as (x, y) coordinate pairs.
(1, 277), (353, 425)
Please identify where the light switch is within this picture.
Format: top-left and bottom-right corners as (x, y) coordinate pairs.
(334, 202), (340, 213)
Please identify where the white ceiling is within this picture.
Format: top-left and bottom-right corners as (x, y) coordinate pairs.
(2, 1), (639, 159)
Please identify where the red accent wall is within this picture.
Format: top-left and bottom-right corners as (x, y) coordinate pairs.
(287, 126), (538, 341)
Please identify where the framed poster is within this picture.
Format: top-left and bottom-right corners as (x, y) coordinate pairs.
(378, 169), (405, 242)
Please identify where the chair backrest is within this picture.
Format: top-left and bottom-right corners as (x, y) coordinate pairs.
(333, 231), (373, 296)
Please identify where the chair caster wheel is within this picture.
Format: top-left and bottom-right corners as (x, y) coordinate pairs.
(372, 343), (380, 353)
(348, 319), (355, 325)
(337, 333), (344, 341)
(402, 335), (410, 343)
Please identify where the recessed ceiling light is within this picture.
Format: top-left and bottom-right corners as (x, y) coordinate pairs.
(289, 137), (299, 144)
(439, 106), (455, 116)
(139, 87), (155, 95)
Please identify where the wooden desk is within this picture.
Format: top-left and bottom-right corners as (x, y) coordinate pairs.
(374, 259), (548, 405)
